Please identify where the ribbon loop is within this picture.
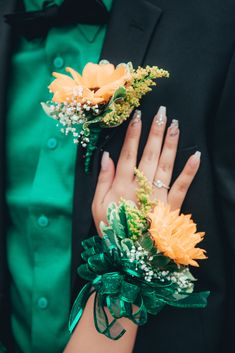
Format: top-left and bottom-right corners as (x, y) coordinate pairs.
(69, 230), (210, 340)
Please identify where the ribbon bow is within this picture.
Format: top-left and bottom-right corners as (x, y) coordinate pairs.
(69, 235), (210, 340)
(4, 0), (109, 40)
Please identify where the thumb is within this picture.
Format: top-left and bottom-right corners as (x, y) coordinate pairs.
(93, 151), (115, 209)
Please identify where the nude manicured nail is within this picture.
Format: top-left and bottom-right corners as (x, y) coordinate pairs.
(169, 119), (179, 136)
(131, 110), (141, 125)
(101, 151), (110, 171)
(194, 151), (201, 160)
(155, 106), (166, 126)
(190, 151), (201, 167)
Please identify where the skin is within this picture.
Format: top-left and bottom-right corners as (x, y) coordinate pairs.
(64, 106), (201, 353)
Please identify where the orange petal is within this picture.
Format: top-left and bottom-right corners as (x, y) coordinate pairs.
(52, 91), (71, 103)
(82, 63), (101, 89)
(82, 62), (116, 89)
(82, 88), (105, 105)
(49, 76), (77, 92)
(96, 63), (115, 86)
(95, 78), (126, 101)
(104, 65), (131, 85)
(65, 67), (84, 85)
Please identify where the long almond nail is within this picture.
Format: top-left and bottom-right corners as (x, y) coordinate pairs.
(101, 151), (109, 171)
(131, 110), (141, 125)
(155, 106), (166, 126)
(190, 151), (201, 167)
(169, 119), (179, 136)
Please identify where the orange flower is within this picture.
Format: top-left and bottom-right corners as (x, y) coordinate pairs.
(148, 202), (207, 267)
(49, 62), (131, 105)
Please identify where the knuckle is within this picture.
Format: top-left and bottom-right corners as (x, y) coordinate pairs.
(158, 161), (172, 173)
(143, 149), (157, 162)
(121, 147), (135, 161)
(151, 125), (164, 137)
(177, 181), (189, 193)
(185, 167), (194, 177)
(164, 139), (176, 150)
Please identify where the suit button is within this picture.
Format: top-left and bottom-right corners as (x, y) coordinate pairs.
(38, 215), (49, 228)
(53, 56), (64, 69)
(47, 138), (57, 150)
(37, 297), (48, 310)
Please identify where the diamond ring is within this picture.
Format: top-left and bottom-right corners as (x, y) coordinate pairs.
(153, 179), (170, 190)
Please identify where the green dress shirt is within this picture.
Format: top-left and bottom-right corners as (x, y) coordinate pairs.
(6, 1), (112, 352)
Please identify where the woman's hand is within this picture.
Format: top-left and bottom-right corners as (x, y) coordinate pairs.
(64, 106), (201, 353)
(92, 106), (201, 235)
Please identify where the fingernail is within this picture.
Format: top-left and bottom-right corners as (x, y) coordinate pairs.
(194, 151), (201, 160)
(169, 119), (179, 136)
(101, 151), (110, 171)
(131, 110), (141, 126)
(190, 151), (201, 167)
(155, 106), (166, 126)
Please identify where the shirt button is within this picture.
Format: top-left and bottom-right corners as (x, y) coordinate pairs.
(53, 56), (64, 69)
(38, 215), (49, 228)
(47, 137), (57, 150)
(37, 297), (48, 310)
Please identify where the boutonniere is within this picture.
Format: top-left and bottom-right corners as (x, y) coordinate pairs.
(42, 60), (169, 172)
(69, 170), (210, 339)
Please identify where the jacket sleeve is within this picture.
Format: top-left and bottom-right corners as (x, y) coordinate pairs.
(211, 46), (235, 343)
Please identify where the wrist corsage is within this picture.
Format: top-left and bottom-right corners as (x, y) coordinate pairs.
(41, 60), (169, 172)
(69, 170), (210, 340)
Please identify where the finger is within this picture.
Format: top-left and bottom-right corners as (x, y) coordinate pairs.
(168, 151), (201, 210)
(114, 110), (142, 183)
(153, 119), (180, 201)
(138, 106), (167, 182)
(92, 151), (115, 209)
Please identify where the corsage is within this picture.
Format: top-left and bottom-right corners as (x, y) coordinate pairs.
(69, 170), (210, 340)
(42, 60), (169, 172)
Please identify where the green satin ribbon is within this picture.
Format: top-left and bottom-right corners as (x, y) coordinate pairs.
(69, 235), (210, 340)
(83, 125), (102, 174)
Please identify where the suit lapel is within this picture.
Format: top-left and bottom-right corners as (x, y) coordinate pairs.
(71, 0), (163, 290)
(101, 0), (162, 66)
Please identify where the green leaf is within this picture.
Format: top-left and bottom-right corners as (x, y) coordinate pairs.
(41, 102), (53, 117)
(183, 268), (197, 282)
(99, 221), (108, 234)
(164, 261), (179, 272)
(108, 86), (126, 106)
(112, 216), (126, 239)
(138, 234), (154, 251)
(118, 204), (129, 234)
(108, 205), (126, 239)
(107, 203), (117, 223)
(85, 116), (103, 126)
(121, 238), (134, 253)
(151, 254), (171, 267)
(100, 224), (114, 238)
(101, 108), (113, 116)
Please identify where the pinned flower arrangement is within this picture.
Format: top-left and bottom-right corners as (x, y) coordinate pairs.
(42, 60), (169, 172)
(69, 170), (209, 340)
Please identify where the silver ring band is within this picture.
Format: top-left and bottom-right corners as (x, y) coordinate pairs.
(153, 179), (170, 190)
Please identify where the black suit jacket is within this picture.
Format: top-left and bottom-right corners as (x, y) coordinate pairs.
(1, 0), (235, 352)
